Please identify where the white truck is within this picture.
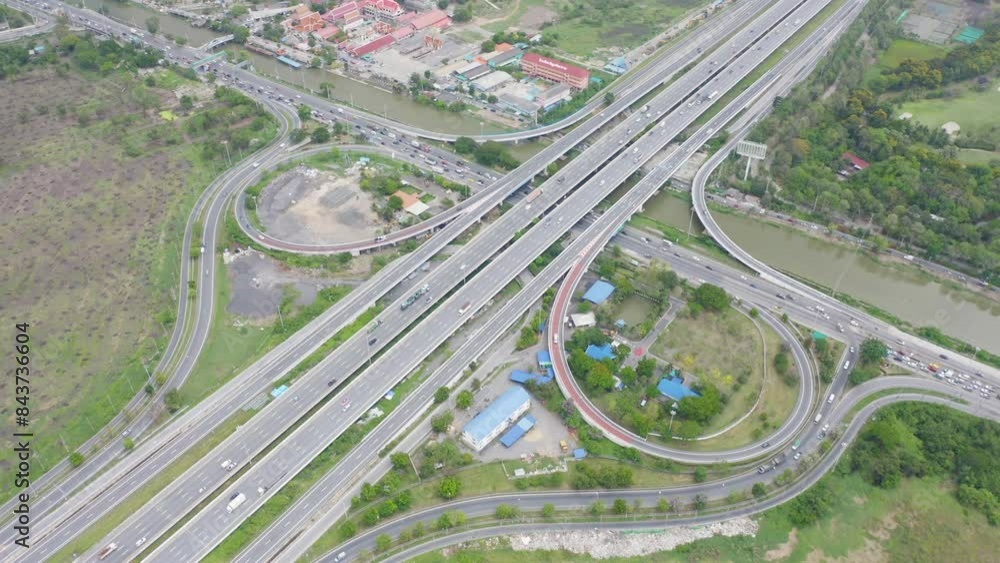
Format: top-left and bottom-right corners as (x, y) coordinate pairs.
(227, 492), (247, 513)
(431, 165), (444, 174)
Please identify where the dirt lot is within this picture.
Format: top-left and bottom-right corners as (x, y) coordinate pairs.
(0, 67), (200, 477)
(224, 247), (362, 321)
(257, 165), (380, 245)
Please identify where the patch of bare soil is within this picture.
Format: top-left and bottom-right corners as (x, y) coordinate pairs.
(519, 5), (557, 31)
(765, 528), (799, 561)
(257, 165), (381, 244)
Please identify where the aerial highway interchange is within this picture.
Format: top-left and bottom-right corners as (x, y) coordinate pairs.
(2, 0), (999, 561)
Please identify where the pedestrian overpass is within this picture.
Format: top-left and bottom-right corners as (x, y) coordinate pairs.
(197, 34), (234, 51)
(189, 51), (226, 69)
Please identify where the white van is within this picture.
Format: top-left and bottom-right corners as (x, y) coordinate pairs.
(814, 413), (823, 424)
(827, 394), (835, 404)
(843, 361), (851, 371)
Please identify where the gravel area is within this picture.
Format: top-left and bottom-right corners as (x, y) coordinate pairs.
(224, 247), (349, 320)
(257, 165), (379, 245)
(506, 517), (759, 558)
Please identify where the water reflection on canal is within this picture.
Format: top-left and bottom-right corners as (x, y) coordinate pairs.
(642, 192), (1000, 352)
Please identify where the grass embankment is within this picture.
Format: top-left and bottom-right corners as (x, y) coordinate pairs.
(651, 306), (798, 449)
(482, 0), (701, 57)
(0, 57), (276, 498)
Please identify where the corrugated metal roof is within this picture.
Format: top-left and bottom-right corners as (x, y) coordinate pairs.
(583, 280), (616, 304)
(499, 414), (536, 447)
(462, 387), (530, 442)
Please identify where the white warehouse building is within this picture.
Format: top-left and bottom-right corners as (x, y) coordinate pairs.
(460, 386), (531, 451)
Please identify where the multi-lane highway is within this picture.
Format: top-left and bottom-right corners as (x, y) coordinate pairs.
(0, 0), (772, 525)
(5, 3), (788, 556)
(8, 0), (998, 559)
(155, 3), (873, 560)
(72, 1), (832, 559)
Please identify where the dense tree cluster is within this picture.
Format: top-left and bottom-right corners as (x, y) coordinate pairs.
(571, 462), (634, 489)
(880, 23), (1000, 90)
(747, 2), (1000, 280)
(849, 337), (887, 385)
(848, 403), (1000, 525)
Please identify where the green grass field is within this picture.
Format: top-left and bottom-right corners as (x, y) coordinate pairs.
(411, 474), (1000, 562)
(482, 0), (700, 58)
(958, 147), (1000, 165)
(0, 65), (258, 492)
(899, 80), (1000, 140)
(650, 305), (797, 446)
(878, 38), (949, 68)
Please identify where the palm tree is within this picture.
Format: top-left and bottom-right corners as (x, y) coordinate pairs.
(320, 82), (334, 99)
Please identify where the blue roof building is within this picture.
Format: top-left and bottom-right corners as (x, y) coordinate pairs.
(510, 370), (553, 385)
(537, 350), (552, 369)
(604, 56), (628, 75)
(585, 343), (615, 361)
(270, 385), (289, 398)
(573, 448), (588, 459)
(499, 414), (536, 447)
(657, 377), (700, 401)
(461, 387), (532, 451)
(583, 280), (616, 304)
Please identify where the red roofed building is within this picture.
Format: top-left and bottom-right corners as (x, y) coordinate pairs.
(350, 34), (396, 56)
(286, 11), (325, 33)
(389, 26), (414, 41)
(842, 151), (870, 170)
(361, 0), (404, 22)
(520, 52), (590, 90)
(315, 25), (340, 41)
(408, 9), (450, 30)
(324, 1), (358, 21)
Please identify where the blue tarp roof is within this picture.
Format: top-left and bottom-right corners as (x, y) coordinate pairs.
(657, 377), (700, 400)
(462, 387), (531, 443)
(277, 55), (303, 69)
(270, 385), (289, 398)
(583, 280), (616, 304)
(586, 343), (615, 361)
(383, 390), (396, 401)
(499, 414), (536, 447)
(537, 350), (552, 367)
(573, 448), (588, 459)
(546, 367), (555, 379)
(511, 370), (553, 385)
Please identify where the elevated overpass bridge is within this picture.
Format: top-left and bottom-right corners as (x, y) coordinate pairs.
(196, 33), (234, 51)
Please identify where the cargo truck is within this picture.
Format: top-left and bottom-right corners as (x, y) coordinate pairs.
(97, 543), (119, 559)
(431, 165), (444, 174)
(525, 188), (543, 203)
(227, 492), (247, 513)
